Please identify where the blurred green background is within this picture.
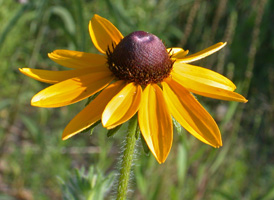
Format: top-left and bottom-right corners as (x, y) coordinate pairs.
(0, 0), (273, 199)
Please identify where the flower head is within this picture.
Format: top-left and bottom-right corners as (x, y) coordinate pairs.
(20, 14), (247, 163)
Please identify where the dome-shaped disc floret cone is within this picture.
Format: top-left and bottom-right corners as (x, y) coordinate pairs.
(107, 31), (174, 85)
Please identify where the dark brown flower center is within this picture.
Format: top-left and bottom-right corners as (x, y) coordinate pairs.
(106, 31), (174, 85)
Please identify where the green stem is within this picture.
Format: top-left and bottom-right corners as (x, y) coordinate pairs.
(116, 115), (138, 200)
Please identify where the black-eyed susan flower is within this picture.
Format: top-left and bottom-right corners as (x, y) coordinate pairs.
(20, 14), (247, 164)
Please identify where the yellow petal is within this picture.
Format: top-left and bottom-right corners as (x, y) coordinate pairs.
(31, 71), (114, 108)
(167, 47), (189, 59)
(173, 62), (236, 91)
(89, 14), (123, 54)
(162, 78), (222, 147)
(138, 84), (173, 164)
(62, 81), (126, 140)
(177, 42), (226, 63)
(171, 67), (247, 103)
(48, 50), (106, 69)
(19, 65), (109, 84)
(102, 83), (142, 129)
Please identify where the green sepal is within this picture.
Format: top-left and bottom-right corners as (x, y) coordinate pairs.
(107, 124), (122, 137)
(172, 117), (182, 134)
(79, 120), (101, 135)
(140, 134), (150, 155)
(135, 125), (140, 140)
(85, 90), (101, 106)
(89, 120), (101, 136)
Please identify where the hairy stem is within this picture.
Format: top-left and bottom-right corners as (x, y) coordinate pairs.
(116, 115), (138, 200)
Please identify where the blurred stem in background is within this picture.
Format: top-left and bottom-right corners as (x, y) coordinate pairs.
(232, 0), (267, 136)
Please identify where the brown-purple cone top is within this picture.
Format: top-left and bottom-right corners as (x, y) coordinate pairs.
(107, 31), (173, 85)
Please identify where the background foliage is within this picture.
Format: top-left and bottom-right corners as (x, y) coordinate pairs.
(0, 0), (273, 199)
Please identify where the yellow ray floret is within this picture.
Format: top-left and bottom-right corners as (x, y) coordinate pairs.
(138, 84), (173, 164)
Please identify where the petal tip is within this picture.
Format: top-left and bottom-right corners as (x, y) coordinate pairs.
(206, 133), (223, 148)
(212, 142), (222, 148)
(62, 136), (68, 140)
(18, 68), (25, 73)
(30, 100), (39, 107)
(218, 42), (227, 50)
(218, 141), (223, 147)
(31, 95), (43, 107)
(215, 138), (223, 148)
(101, 113), (108, 127)
(48, 52), (56, 60)
(62, 126), (83, 140)
(93, 14), (101, 19)
(101, 118), (113, 129)
(156, 157), (166, 164)
(238, 95), (248, 103)
(62, 133), (72, 140)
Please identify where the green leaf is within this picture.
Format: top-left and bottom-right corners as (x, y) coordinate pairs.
(60, 166), (114, 200)
(49, 6), (75, 34)
(0, 3), (31, 51)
